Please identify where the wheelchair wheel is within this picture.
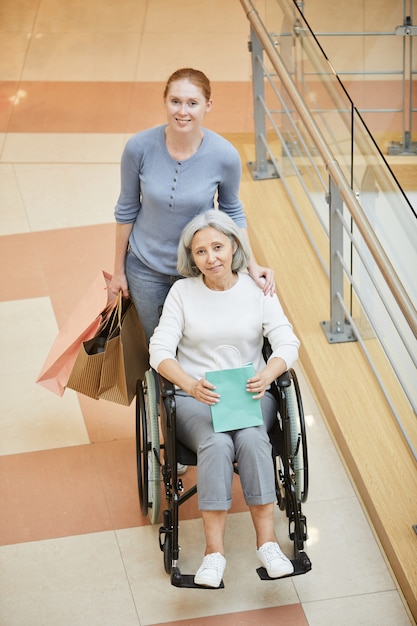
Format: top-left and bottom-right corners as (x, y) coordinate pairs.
(286, 369), (309, 503)
(163, 533), (172, 574)
(159, 509), (173, 575)
(136, 369), (161, 524)
(275, 454), (287, 512)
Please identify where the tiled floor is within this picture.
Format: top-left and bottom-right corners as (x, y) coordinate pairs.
(0, 1), (413, 624)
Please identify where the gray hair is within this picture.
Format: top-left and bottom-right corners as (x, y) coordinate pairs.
(177, 209), (251, 277)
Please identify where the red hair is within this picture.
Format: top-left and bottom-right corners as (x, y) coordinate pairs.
(163, 68), (211, 102)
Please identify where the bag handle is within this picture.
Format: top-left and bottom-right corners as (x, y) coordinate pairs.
(97, 291), (123, 334)
(98, 294), (119, 332)
(213, 345), (242, 369)
(97, 292), (124, 337)
(109, 291), (125, 335)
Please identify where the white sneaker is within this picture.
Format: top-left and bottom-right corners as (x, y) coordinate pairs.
(194, 552), (226, 588)
(257, 542), (294, 578)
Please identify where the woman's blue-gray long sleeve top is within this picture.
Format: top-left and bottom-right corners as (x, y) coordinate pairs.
(114, 124), (247, 275)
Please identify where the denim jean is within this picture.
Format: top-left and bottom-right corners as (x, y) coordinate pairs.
(125, 248), (182, 344)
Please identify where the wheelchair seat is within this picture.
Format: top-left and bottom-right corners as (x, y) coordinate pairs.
(176, 442), (197, 467)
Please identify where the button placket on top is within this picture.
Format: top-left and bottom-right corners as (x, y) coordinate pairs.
(168, 162), (181, 210)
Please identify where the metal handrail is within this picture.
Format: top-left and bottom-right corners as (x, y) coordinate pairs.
(240, 0), (417, 338)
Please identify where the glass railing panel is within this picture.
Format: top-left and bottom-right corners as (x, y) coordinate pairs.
(260, 1), (358, 182)
(262, 66), (331, 271)
(246, 0), (417, 423)
(351, 110), (417, 301)
(350, 222), (417, 412)
(300, 2), (410, 150)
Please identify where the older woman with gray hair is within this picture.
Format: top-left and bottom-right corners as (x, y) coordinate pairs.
(149, 210), (300, 588)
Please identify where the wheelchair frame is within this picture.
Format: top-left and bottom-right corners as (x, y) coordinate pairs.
(136, 366), (312, 588)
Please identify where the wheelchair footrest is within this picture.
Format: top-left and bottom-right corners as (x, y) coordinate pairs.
(171, 568), (225, 589)
(256, 551), (312, 580)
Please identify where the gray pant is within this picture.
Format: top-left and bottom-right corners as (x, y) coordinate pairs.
(175, 391), (278, 510)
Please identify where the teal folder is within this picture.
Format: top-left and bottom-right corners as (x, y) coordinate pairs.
(206, 363), (263, 433)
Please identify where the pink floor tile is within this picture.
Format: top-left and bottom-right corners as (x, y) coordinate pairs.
(0, 233), (49, 302)
(0, 440), (143, 546)
(151, 604), (308, 625)
(34, 224), (115, 327)
(0, 81), (18, 132)
(1, 81), (254, 134)
(78, 393), (136, 443)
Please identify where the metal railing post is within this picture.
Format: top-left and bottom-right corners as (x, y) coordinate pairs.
(388, 0), (417, 154)
(248, 25), (278, 179)
(321, 177), (356, 343)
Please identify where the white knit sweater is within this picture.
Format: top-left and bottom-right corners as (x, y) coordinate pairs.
(149, 273), (300, 381)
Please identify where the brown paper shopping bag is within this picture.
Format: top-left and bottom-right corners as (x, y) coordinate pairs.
(36, 270), (116, 396)
(66, 300), (120, 400)
(67, 294), (148, 405)
(97, 297), (148, 405)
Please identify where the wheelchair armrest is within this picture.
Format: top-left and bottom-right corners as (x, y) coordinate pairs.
(158, 374), (176, 397)
(276, 370), (291, 388)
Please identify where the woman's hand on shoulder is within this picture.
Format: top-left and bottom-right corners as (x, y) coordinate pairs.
(247, 261), (275, 296)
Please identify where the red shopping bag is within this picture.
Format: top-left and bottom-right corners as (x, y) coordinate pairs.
(36, 270), (117, 396)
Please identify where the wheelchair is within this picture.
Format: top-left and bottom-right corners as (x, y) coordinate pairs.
(136, 350), (312, 589)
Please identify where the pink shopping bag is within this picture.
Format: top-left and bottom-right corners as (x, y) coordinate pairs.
(36, 270), (117, 396)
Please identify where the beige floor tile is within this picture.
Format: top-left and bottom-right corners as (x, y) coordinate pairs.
(0, 369), (88, 455)
(0, 0), (38, 31)
(135, 33), (251, 82)
(2, 133), (125, 164)
(22, 33), (141, 81)
(303, 590), (412, 626)
(0, 164), (31, 235)
(35, 0), (147, 33)
(293, 497), (398, 603)
(0, 532), (140, 626)
(293, 364), (320, 416)
(284, 364), (356, 505)
(0, 298), (89, 455)
(14, 163), (118, 230)
(304, 410), (356, 503)
(117, 513), (300, 624)
(144, 0), (248, 34)
(0, 34), (31, 80)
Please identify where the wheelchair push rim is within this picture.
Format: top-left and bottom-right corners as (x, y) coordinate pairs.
(136, 369), (161, 524)
(287, 368), (309, 503)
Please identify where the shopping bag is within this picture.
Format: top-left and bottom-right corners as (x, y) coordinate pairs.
(67, 294), (149, 406)
(36, 270), (116, 396)
(97, 298), (148, 405)
(205, 346), (263, 433)
(66, 300), (121, 400)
